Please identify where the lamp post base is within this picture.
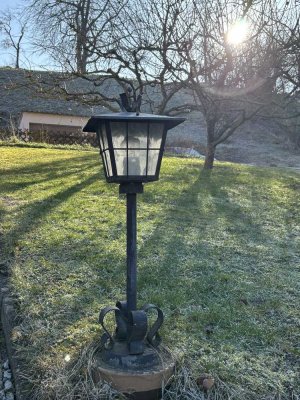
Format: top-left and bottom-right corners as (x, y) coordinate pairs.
(92, 345), (174, 400)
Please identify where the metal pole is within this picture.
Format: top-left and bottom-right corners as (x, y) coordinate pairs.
(126, 192), (137, 311)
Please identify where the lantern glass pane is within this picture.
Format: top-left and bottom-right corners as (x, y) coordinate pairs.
(149, 123), (164, 149)
(103, 150), (112, 177)
(111, 122), (127, 148)
(114, 149), (147, 176)
(96, 130), (101, 148)
(114, 150), (127, 175)
(101, 147), (108, 173)
(147, 150), (160, 175)
(97, 126), (106, 151)
(128, 123), (147, 148)
(128, 149), (147, 175)
(98, 123), (108, 151)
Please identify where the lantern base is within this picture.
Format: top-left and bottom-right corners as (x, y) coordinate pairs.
(119, 182), (144, 194)
(92, 345), (174, 400)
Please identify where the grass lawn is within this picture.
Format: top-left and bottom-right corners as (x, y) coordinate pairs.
(0, 144), (299, 399)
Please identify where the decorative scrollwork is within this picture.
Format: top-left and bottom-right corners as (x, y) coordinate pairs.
(142, 304), (164, 347)
(99, 301), (164, 355)
(99, 305), (120, 349)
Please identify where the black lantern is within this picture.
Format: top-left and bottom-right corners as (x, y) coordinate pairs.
(83, 112), (184, 183)
(83, 93), (185, 400)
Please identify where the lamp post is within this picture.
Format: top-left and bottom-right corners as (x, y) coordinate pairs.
(83, 92), (185, 399)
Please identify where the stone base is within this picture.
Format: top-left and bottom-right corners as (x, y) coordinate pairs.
(92, 345), (174, 400)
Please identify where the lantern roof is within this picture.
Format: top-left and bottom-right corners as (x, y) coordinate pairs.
(83, 112), (185, 132)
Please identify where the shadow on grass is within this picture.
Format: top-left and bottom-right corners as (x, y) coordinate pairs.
(0, 153), (99, 192)
(21, 167), (271, 336)
(16, 165), (289, 322)
(138, 167), (265, 285)
(1, 150), (123, 339)
(6, 172), (101, 248)
(136, 167), (298, 353)
(3, 154), (299, 396)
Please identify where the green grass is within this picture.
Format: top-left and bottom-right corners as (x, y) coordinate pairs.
(0, 144), (299, 399)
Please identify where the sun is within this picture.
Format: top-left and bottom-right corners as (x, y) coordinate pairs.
(226, 20), (249, 45)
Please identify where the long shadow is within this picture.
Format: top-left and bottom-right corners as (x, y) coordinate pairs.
(138, 167), (268, 286)
(0, 153), (99, 192)
(1, 154), (98, 176)
(27, 165), (269, 309)
(4, 157), (298, 390)
(134, 165), (298, 353)
(5, 172), (101, 253)
(29, 164), (270, 329)
(0, 151), (120, 369)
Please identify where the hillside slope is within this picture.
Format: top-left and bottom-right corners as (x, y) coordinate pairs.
(167, 113), (300, 169)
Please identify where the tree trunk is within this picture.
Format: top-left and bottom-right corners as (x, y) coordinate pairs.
(15, 46), (20, 69)
(15, 56), (19, 69)
(75, 0), (90, 74)
(76, 53), (87, 74)
(204, 119), (216, 169)
(204, 143), (216, 169)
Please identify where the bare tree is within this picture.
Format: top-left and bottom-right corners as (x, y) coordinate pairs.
(25, 0), (191, 114)
(266, 1), (300, 94)
(20, 0), (299, 167)
(55, 0), (199, 117)
(128, 0), (299, 168)
(75, 0), (299, 168)
(26, 0), (127, 73)
(0, 9), (27, 69)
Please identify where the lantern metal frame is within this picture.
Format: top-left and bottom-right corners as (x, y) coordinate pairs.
(83, 102), (185, 395)
(83, 112), (185, 184)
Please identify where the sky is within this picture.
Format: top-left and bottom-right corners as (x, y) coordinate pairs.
(0, 0), (49, 69)
(1, 0), (21, 8)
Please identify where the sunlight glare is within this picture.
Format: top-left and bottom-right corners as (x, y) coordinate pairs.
(226, 20), (249, 45)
